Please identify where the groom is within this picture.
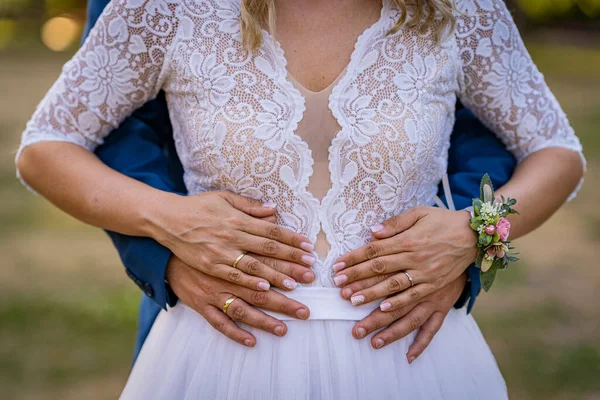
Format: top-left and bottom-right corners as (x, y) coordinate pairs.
(83, 0), (516, 361)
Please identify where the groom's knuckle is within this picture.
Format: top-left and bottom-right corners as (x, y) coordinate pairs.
(227, 269), (243, 283)
(212, 321), (226, 333)
(246, 259), (262, 275)
(231, 304), (247, 321)
(408, 315), (422, 331)
(251, 291), (268, 306)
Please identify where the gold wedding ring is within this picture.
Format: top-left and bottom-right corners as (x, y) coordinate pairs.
(232, 251), (248, 269)
(403, 271), (415, 287)
(222, 295), (238, 315)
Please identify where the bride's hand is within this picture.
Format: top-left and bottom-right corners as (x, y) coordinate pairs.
(146, 191), (316, 292)
(332, 206), (476, 312)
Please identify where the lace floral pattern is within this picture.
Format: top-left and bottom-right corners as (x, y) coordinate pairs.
(17, 0), (584, 287)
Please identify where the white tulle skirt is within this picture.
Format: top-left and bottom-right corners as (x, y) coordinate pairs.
(120, 289), (507, 400)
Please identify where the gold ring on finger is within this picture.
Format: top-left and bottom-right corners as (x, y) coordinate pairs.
(232, 251), (248, 269)
(403, 271), (415, 287)
(222, 295), (238, 315)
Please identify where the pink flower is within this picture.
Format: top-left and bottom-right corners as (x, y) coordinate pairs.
(496, 218), (511, 241)
(485, 225), (496, 235)
(486, 242), (509, 259)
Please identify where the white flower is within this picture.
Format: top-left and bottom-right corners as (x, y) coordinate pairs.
(480, 202), (500, 224)
(190, 52), (235, 107)
(484, 51), (533, 112)
(80, 46), (137, 108)
(374, 159), (418, 212)
(330, 199), (365, 254)
(255, 90), (290, 150)
(393, 53), (437, 104)
(216, 4), (241, 37)
(342, 87), (377, 145)
(223, 165), (262, 198)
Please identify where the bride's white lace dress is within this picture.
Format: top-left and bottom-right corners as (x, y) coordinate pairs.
(17, 0), (583, 398)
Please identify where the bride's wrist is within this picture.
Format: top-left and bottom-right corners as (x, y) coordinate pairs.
(137, 191), (184, 243)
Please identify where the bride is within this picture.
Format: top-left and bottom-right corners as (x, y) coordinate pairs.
(17, 0), (583, 398)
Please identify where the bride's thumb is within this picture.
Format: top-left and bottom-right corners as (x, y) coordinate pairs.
(221, 192), (278, 218)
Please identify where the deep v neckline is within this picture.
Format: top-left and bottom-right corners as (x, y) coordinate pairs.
(256, 1), (392, 268)
(274, 0), (388, 96)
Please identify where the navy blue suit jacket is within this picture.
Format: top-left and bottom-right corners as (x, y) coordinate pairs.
(84, 0), (516, 360)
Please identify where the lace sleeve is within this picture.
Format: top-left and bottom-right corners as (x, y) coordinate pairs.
(454, 0), (584, 198)
(16, 0), (181, 179)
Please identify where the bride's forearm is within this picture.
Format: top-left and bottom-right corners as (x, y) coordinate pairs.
(494, 147), (584, 240)
(17, 142), (174, 238)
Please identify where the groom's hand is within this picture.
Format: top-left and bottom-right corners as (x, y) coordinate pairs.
(166, 256), (310, 347)
(344, 273), (466, 362)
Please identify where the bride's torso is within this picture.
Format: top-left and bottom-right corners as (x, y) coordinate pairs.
(163, 0), (461, 287)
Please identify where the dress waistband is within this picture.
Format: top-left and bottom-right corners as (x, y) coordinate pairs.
(262, 287), (379, 321)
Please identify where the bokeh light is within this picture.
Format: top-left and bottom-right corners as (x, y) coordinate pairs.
(41, 16), (80, 52)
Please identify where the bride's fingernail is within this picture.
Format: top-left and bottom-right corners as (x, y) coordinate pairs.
(302, 255), (316, 266)
(244, 339), (253, 347)
(380, 302), (391, 311)
(332, 262), (346, 272)
(351, 295), (365, 306)
(283, 279), (297, 290)
(274, 325), (285, 336)
(300, 242), (314, 252)
(370, 224), (384, 233)
(258, 281), (270, 291)
(356, 327), (367, 339)
(262, 202), (277, 208)
(374, 338), (385, 349)
(408, 356), (416, 364)
(296, 308), (309, 319)
(333, 275), (347, 287)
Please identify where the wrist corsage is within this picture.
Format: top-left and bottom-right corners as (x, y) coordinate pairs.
(469, 174), (519, 292)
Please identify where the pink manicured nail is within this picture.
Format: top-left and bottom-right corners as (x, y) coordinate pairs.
(244, 339), (253, 347)
(380, 302), (391, 311)
(274, 325), (284, 336)
(408, 356), (416, 364)
(301, 255), (316, 266)
(283, 279), (297, 290)
(370, 224), (384, 233)
(300, 242), (314, 252)
(356, 327), (367, 339)
(374, 338), (385, 349)
(332, 262), (346, 272)
(351, 295), (365, 306)
(262, 202), (277, 208)
(296, 308), (309, 319)
(258, 281), (270, 291)
(342, 287), (354, 298)
(333, 275), (348, 287)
